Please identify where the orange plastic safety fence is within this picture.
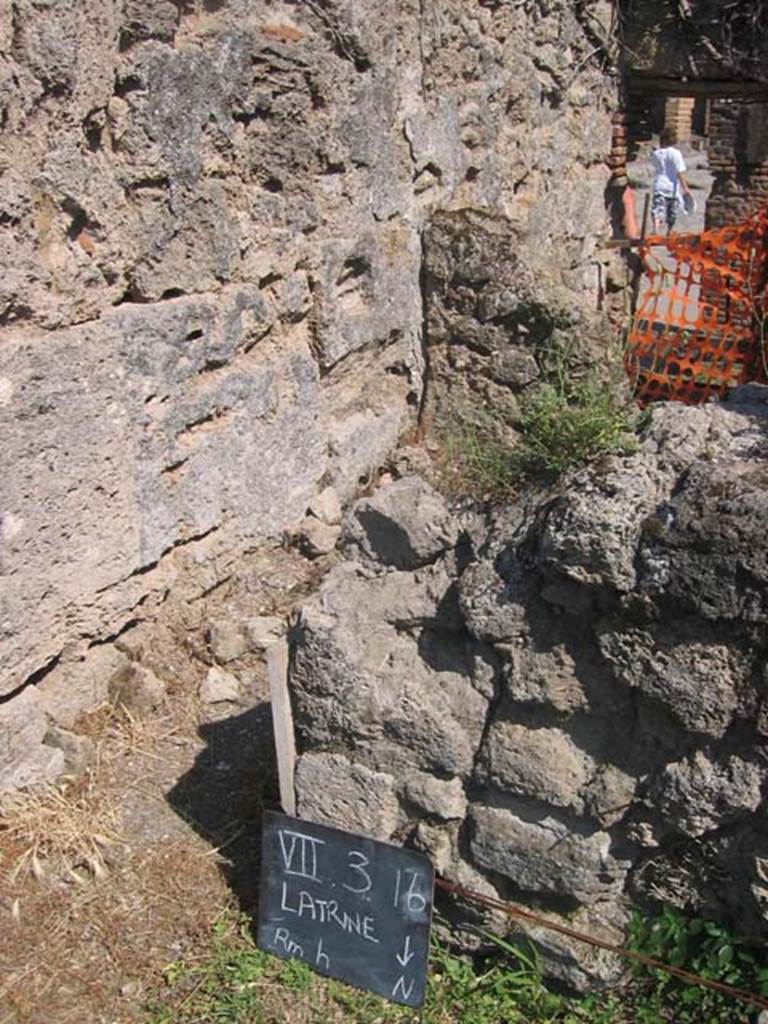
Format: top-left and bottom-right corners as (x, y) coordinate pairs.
(626, 210), (768, 404)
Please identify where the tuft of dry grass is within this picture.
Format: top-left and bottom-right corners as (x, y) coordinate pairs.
(0, 772), (122, 885)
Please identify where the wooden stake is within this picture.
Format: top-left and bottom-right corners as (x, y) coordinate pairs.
(267, 638), (297, 816)
(640, 192), (650, 240)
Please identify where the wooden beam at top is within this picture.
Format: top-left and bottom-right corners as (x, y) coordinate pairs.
(627, 76), (768, 99)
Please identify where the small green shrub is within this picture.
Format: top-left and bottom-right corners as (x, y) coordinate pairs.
(625, 905), (768, 1024)
(514, 375), (639, 476)
(436, 340), (640, 495)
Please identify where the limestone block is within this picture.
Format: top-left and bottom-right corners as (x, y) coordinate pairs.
(501, 642), (589, 713)
(459, 557), (536, 643)
(297, 517), (341, 557)
(342, 476), (457, 570)
(412, 822), (454, 874)
(207, 620), (248, 664)
(121, 0), (178, 46)
(0, 689), (65, 794)
(200, 666), (240, 706)
(582, 765), (637, 829)
(508, 905), (626, 993)
(469, 804), (625, 905)
(37, 646), (130, 727)
(401, 772), (467, 821)
(290, 562), (489, 778)
(476, 724), (593, 815)
(44, 725), (95, 778)
(312, 226), (421, 371)
(110, 663), (167, 715)
(653, 751), (764, 838)
(639, 458), (768, 623)
(598, 627), (741, 738)
(489, 348), (540, 387)
(295, 752), (400, 839)
(307, 487), (343, 526)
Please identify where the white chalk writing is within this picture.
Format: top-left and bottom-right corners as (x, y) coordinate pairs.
(280, 881), (380, 943)
(392, 975), (415, 1001)
(278, 828), (325, 881)
(342, 850), (372, 895)
(396, 935), (414, 968)
(273, 926), (304, 958)
(393, 869), (428, 914)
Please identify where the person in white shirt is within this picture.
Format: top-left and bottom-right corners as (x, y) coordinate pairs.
(650, 128), (693, 234)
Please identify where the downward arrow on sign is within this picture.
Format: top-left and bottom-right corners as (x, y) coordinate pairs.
(396, 935), (415, 968)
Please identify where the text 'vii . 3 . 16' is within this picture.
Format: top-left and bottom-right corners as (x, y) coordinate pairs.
(257, 811), (434, 1007)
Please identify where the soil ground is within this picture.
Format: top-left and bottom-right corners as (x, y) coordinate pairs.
(0, 546), (324, 1024)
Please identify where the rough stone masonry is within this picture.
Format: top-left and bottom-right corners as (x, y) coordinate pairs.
(0, 0), (617, 790)
(290, 394), (768, 989)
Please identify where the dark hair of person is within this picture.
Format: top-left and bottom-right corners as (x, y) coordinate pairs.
(659, 128), (674, 147)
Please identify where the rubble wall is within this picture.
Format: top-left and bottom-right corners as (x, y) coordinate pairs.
(290, 396), (768, 988)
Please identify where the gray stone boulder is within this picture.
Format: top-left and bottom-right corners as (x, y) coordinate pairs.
(476, 723), (593, 814)
(341, 476), (458, 570)
(289, 546), (493, 785)
(199, 666), (240, 706)
(469, 804), (626, 906)
(400, 772), (468, 822)
(459, 555), (537, 643)
(651, 751), (764, 839)
(507, 905), (626, 993)
(533, 402), (765, 596)
(109, 663), (167, 716)
(598, 625), (742, 739)
(475, 723), (635, 828)
(207, 620), (249, 664)
(638, 459), (768, 622)
(0, 689), (65, 793)
(295, 752), (400, 839)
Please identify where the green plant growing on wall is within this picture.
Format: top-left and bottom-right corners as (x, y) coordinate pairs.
(436, 335), (642, 496)
(513, 337), (642, 477)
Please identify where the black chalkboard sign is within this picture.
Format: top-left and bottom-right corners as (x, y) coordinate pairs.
(257, 811), (434, 1007)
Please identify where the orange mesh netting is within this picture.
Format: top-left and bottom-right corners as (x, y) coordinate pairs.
(625, 209), (768, 404)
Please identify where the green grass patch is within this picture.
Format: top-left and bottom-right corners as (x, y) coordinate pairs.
(145, 909), (768, 1024)
(436, 341), (641, 496)
(437, 399), (520, 498)
(145, 913), (616, 1024)
(514, 375), (639, 477)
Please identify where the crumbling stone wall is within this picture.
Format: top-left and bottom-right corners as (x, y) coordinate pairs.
(289, 395), (768, 988)
(0, 0), (618, 790)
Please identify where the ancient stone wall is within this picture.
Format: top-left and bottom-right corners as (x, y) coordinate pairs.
(707, 98), (768, 227)
(289, 394), (768, 988)
(0, 0), (617, 790)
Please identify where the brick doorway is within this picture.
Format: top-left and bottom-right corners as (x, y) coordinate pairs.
(622, 76), (768, 230)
